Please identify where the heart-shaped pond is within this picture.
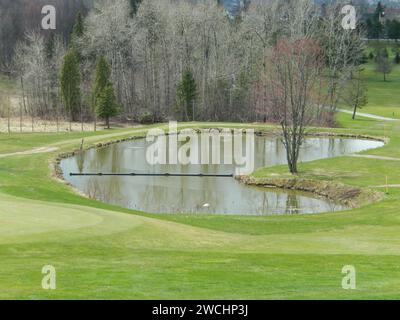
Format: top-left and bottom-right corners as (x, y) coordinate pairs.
(60, 135), (383, 215)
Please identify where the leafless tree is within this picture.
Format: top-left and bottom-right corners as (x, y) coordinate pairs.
(13, 32), (65, 129)
(341, 68), (368, 120)
(319, 1), (366, 112)
(262, 38), (325, 174)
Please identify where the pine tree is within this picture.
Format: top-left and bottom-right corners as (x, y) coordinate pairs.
(92, 56), (112, 130)
(129, 0), (142, 17)
(395, 52), (400, 65)
(368, 2), (385, 39)
(60, 49), (81, 129)
(177, 69), (197, 121)
(375, 2), (385, 21)
(72, 12), (84, 39)
(92, 56), (111, 108)
(45, 33), (56, 60)
(70, 12), (85, 62)
(96, 85), (120, 129)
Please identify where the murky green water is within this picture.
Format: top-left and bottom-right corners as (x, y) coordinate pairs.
(60, 135), (383, 215)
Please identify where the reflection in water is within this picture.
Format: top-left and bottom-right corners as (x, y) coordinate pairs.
(60, 136), (383, 215)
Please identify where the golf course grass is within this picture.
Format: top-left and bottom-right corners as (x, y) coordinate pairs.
(342, 45), (400, 119)
(1, 60), (400, 299)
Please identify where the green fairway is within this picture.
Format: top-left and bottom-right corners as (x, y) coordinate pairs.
(0, 114), (400, 299)
(340, 44), (400, 119)
(3, 0), (400, 302)
(0, 63), (400, 298)
(358, 63), (400, 119)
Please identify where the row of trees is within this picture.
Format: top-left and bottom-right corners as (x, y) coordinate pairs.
(10, 0), (364, 173)
(254, 0), (365, 173)
(61, 34), (120, 129)
(0, 0), (93, 71)
(365, 2), (400, 40)
(18, 0), (362, 122)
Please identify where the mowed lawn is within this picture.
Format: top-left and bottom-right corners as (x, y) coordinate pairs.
(0, 114), (400, 299)
(1, 59), (400, 298)
(359, 62), (400, 119)
(341, 43), (400, 119)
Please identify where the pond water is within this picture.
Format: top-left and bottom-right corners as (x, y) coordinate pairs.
(60, 135), (383, 216)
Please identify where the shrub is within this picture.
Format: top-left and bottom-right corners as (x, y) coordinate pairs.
(369, 52), (374, 60)
(138, 111), (155, 124)
(394, 52), (400, 64)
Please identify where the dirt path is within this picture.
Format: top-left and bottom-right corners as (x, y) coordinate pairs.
(337, 109), (399, 121)
(0, 125), (149, 158)
(0, 146), (59, 158)
(349, 154), (400, 161)
(370, 185), (400, 188)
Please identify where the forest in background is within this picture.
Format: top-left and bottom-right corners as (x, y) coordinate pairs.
(0, 0), (388, 128)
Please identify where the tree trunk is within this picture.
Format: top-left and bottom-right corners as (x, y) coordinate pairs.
(352, 105), (357, 120)
(80, 102), (83, 132)
(106, 116), (110, 129)
(19, 101), (22, 133)
(70, 108), (72, 132)
(7, 95), (11, 134)
(288, 151), (298, 175)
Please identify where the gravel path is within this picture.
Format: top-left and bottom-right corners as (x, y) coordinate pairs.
(338, 109), (399, 121)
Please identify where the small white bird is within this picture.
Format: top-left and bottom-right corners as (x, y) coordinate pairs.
(202, 203), (210, 208)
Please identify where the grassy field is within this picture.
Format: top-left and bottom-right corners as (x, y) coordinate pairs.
(341, 43), (400, 119)
(358, 62), (400, 119)
(0, 116), (399, 299)
(1, 64), (400, 299)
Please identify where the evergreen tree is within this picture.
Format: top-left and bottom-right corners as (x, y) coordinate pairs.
(365, 2), (386, 39)
(375, 2), (385, 21)
(176, 69), (197, 121)
(387, 20), (400, 41)
(70, 11), (85, 62)
(72, 12), (84, 39)
(369, 52), (374, 60)
(45, 33), (56, 60)
(394, 52), (400, 64)
(92, 56), (112, 130)
(92, 56), (111, 106)
(92, 57), (119, 129)
(96, 84), (120, 129)
(129, 0), (142, 17)
(60, 49), (81, 127)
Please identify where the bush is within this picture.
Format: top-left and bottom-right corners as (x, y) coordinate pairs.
(394, 52), (400, 64)
(369, 52), (374, 60)
(360, 54), (369, 64)
(138, 111), (155, 124)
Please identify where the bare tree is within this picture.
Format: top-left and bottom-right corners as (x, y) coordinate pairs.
(13, 32), (65, 129)
(342, 68), (368, 120)
(320, 1), (366, 112)
(8, 0), (365, 128)
(376, 50), (393, 82)
(262, 38), (325, 174)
